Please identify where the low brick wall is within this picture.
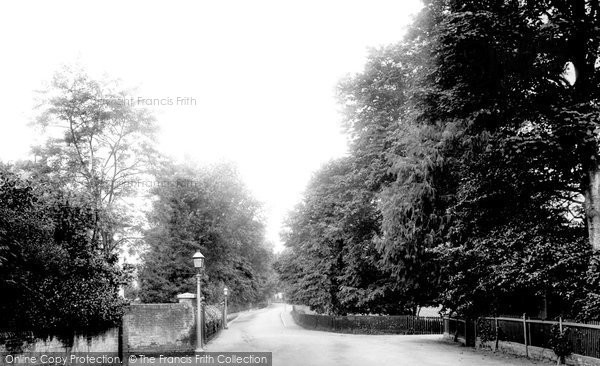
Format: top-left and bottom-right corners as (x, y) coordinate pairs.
(123, 303), (195, 354)
(1, 299), (237, 358)
(0, 328), (119, 354)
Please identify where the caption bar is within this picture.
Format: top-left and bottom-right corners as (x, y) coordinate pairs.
(0, 353), (272, 366)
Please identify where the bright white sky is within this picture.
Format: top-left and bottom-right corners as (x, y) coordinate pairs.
(0, 0), (422, 252)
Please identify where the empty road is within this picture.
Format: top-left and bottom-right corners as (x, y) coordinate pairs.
(206, 304), (548, 366)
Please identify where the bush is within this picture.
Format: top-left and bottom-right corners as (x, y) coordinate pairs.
(477, 318), (495, 343)
(549, 324), (573, 364)
(0, 168), (130, 335)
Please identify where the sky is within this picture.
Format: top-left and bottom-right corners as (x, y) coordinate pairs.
(0, 0), (423, 252)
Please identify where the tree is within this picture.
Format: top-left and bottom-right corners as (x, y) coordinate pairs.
(137, 161), (275, 305)
(290, 0), (600, 318)
(275, 0), (600, 319)
(387, 0), (599, 317)
(277, 158), (413, 315)
(0, 164), (130, 333)
(31, 66), (159, 256)
(336, 39), (448, 309)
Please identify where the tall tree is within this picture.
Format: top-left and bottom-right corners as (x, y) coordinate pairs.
(300, 0), (600, 318)
(278, 157), (412, 315)
(336, 45), (442, 311)
(391, 0), (600, 316)
(279, 0), (599, 319)
(31, 66), (158, 255)
(138, 162), (275, 305)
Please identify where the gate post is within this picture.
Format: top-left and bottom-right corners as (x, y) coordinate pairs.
(494, 317), (499, 351)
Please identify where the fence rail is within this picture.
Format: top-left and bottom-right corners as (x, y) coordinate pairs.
(444, 315), (600, 359)
(292, 306), (443, 335)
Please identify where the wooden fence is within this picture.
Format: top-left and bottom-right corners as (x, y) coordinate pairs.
(291, 306), (443, 335)
(444, 315), (600, 359)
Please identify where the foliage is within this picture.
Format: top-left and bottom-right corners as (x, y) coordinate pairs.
(276, 157), (417, 315)
(418, 0), (600, 318)
(438, 225), (590, 317)
(30, 65), (159, 256)
(549, 324), (573, 362)
(0, 165), (130, 333)
(280, 0), (600, 319)
(476, 318), (495, 344)
(380, 0), (600, 317)
(137, 161), (275, 306)
(579, 253), (600, 319)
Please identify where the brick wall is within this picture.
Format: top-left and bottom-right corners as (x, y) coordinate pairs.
(0, 328), (119, 354)
(122, 303), (196, 353)
(0, 298), (224, 357)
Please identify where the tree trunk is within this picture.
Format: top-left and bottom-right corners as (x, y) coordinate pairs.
(585, 169), (600, 251)
(572, 0), (600, 252)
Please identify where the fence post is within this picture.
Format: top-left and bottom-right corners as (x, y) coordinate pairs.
(474, 317), (478, 346)
(494, 317), (499, 351)
(559, 316), (563, 333)
(523, 313), (528, 358)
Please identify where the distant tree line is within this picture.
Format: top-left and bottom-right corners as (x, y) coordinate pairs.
(276, 0), (600, 319)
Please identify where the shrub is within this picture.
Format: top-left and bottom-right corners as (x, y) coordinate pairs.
(549, 324), (573, 364)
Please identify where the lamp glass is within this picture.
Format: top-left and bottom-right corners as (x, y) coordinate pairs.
(193, 251), (205, 268)
(224, 287), (229, 296)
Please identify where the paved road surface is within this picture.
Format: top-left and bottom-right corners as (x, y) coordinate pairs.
(206, 304), (548, 366)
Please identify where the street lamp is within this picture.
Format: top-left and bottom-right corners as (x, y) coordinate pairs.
(223, 286), (229, 329)
(193, 251), (205, 352)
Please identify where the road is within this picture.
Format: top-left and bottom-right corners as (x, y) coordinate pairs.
(206, 304), (548, 366)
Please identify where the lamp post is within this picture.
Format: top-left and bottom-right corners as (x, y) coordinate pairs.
(193, 251), (205, 352)
(223, 287), (229, 329)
